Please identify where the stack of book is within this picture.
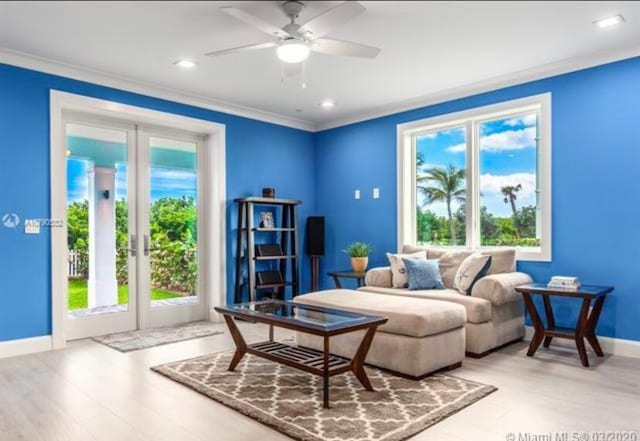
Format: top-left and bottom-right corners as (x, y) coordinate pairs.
(547, 276), (581, 290)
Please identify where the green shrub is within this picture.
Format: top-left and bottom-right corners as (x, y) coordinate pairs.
(343, 242), (374, 257)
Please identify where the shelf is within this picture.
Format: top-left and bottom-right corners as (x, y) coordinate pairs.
(248, 282), (294, 290)
(234, 197), (302, 205)
(255, 255), (293, 261)
(235, 198), (300, 303)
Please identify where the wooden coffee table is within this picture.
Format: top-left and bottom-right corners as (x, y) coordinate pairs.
(515, 283), (614, 367)
(215, 300), (387, 408)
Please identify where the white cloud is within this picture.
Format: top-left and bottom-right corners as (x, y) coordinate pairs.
(504, 114), (537, 127)
(445, 127), (536, 153)
(479, 127), (536, 152)
(480, 173), (536, 199)
(446, 143), (466, 153)
(418, 132), (437, 139)
(447, 127), (536, 153)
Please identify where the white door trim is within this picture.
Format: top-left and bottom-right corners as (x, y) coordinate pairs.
(50, 90), (226, 349)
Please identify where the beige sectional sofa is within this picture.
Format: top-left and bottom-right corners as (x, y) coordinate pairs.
(295, 289), (467, 379)
(359, 245), (532, 357)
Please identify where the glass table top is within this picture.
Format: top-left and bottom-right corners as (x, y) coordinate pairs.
(217, 300), (385, 331)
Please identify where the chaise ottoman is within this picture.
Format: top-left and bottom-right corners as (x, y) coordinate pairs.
(294, 289), (466, 379)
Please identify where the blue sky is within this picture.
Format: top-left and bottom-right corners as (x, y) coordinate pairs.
(67, 159), (197, 203)
(416, 113), (537, 217)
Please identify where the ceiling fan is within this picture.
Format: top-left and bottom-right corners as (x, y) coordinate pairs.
(205, 1), (381, 64)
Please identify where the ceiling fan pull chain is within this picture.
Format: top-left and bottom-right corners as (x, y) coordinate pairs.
(302, 60), (307, 89)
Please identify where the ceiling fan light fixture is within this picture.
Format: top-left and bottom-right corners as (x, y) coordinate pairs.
(276, 39), (310, 63)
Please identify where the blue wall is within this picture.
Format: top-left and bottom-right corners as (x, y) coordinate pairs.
(2, 57), (639, 343)
(314, 57), (640, 342)
(0, 63), (315, 342)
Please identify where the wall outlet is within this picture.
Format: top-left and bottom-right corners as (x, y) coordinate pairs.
(24, 219), (40, 234)
(373, 187), (380, 199)
(354, 189), (361, 200)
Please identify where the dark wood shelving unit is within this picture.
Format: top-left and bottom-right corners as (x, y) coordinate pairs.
(234, 197), (301, 303)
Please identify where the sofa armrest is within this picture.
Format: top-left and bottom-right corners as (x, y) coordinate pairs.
(471, 272), (533, 305)
(364, 267), (393, 288)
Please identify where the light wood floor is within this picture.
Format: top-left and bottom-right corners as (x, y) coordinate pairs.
(1, 322), (639, 441)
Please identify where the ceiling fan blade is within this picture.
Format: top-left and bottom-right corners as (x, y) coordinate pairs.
(311, 38), (380, 59)
(205, 42), (277, 57)
(299, 1), (366, 38)
(220, 6), (288, 38)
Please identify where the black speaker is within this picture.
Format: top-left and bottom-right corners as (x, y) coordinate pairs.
(306, 216), (325, 256)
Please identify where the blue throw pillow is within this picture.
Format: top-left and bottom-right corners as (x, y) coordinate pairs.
(402, 258), (444, 290)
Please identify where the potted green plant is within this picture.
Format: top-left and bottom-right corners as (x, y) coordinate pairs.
(343, 242), (374, 273)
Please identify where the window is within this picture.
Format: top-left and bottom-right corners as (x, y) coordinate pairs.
(398, 94), (551, 261)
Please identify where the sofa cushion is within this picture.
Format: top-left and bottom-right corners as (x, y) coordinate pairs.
(427, 249), (473, 289)
(454, 253), (492, 295)
(482, 248), (516, 275)
(358, 286), (492, 324)
(386, 250), (427, 288)
(364, 266), (393, 288)
(294, 289), (466, 338)
(403, 258), (444, 290)
(402, 245), (516, 276)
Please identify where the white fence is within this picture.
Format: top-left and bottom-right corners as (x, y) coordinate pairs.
(68, 249), (86, 277)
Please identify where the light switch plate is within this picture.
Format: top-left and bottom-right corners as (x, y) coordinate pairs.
(355, 189), (361, 200)
(25, 219), (40, 234)
(373, 188), (380, 199)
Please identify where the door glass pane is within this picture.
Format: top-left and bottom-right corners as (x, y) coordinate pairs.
(415, 127), (467, 246)
(149, 136), (198, 309)
(479, 113), (540, 247)
(66, 123), (129, 317)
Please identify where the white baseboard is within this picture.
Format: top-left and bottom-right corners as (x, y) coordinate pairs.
(0, 335), (53, 359)
(524, 326), (640, 359)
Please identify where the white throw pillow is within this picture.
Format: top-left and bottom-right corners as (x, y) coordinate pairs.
(454, 253), (492, 295)
(386, 251), (427, 288)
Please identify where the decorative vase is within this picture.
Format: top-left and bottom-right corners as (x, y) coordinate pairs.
(350, 257), (368, 273)
(262, 187), (275, 198)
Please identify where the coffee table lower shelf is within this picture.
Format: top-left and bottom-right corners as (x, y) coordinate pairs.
(248, 341), (352, 376)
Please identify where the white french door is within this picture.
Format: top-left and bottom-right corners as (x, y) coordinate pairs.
(137, 129), (206, 329)
(65, 115), (206, 340)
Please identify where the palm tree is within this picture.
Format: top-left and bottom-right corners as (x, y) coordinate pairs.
(501, 184), (522, 238)
(417, 164), (466, 244)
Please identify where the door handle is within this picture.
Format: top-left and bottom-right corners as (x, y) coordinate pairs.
(144, 234), (150, 256)
(130, 234), (137, 257)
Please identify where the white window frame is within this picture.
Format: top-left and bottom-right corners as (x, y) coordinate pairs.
(397, 93), (552, 262)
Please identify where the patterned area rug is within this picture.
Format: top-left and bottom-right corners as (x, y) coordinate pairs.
(152, 351), (497, 441)
(92, 321), (223, 352)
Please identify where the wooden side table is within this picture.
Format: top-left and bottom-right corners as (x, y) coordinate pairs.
(515, 283), (614, 367)
(328, 270), (366, 289)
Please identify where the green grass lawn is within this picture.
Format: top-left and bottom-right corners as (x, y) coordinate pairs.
(68, 279), (183, 310)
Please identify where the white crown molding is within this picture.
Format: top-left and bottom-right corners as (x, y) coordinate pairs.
(2, 45), (639, 133)
(0, 48), (316, 132)
(525, 327), (640, 360)
(316, 44), (640, 132)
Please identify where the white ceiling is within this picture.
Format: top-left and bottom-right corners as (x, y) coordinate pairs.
(1, 1), (639, 131)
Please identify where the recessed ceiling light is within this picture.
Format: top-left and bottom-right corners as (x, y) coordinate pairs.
(174, 59), (197, 69)
(321, 100), (335, 109)
(593, 14), (625, 28)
